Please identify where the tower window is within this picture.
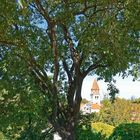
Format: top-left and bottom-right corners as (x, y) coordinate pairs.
(95, 96), (99, 99)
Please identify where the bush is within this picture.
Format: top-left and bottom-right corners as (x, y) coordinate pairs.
(0, 131), (8, 140)
(76, 126), (107, 140)
(91, 122), (114, 138)
(76, 115), (107, 140)
(109, 122), (140, 140)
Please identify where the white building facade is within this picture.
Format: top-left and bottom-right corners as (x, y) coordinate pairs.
(81, 79), (101, 114)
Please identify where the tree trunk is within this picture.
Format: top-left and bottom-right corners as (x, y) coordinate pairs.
(57, 122), (76, 140)
(53, 76), (83, 140)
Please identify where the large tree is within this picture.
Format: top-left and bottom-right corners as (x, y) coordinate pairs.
(0, 0), (139, 139)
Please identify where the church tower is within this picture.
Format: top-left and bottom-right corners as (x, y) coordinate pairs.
(90, 79), (100, 105)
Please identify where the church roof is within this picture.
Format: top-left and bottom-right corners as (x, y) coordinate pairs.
(91, 103), (101, 110)
(91, 79), (99, 91)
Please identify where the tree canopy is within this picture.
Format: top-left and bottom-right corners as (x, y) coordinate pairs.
(0, 0), (140, 139)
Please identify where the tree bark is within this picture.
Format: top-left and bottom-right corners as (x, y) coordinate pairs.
(55, 76), (83, 140)
(57, 121), (76, 140)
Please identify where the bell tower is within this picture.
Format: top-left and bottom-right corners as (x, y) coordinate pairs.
(90, 79), (100, 105)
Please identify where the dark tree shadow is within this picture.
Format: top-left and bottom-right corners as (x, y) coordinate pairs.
(76, 127), (107, 140)
(76, 114), (107, 140)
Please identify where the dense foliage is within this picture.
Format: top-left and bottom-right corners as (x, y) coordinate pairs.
(76, 114), (107, 140)
(76, 114), (140, 140)
(87, 97), (140, 126)
(91, 122), (114, 138)
(0, 0), (139, 139)
(99, 98), (132, 126)
(109, 123), (140, 140)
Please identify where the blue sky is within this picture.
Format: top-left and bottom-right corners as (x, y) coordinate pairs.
(81, 75), (140, 100)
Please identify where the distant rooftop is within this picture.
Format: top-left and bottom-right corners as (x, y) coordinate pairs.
(91, 103), (101, 110)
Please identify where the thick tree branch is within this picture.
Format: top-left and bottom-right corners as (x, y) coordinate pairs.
(61, 24), (81, 74)
(34, 0), (51, 21)
(73, 77), (83, 115)
(34, 1), (61, 125)
(34, 1), (59, 83)
(67, 80), (76, 108)
(48, 24), (59, 83)
(83, 59), (107, 78)
(75, 1), (97, 15)
(17, 52), (61, 123)
(70, 63), (74, 76)
(42, 24), (59, 122)
(0, 40), (17, 46)
(28, 58), (61, 126)
(28, 60), (52, 93)
(63, 60), (72, 82)
(61, 24), (75, 60)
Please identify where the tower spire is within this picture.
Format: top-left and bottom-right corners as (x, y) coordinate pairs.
(91, 79), (99, 94)
(90, 79), (100, 106)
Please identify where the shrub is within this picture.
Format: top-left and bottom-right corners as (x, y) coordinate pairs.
(76, 115), (107, 140)
(76, 126), (106, 140)
(0, 131), (8, 140)
(109, 122), (140, 140)
(91, 122), (114, 138)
